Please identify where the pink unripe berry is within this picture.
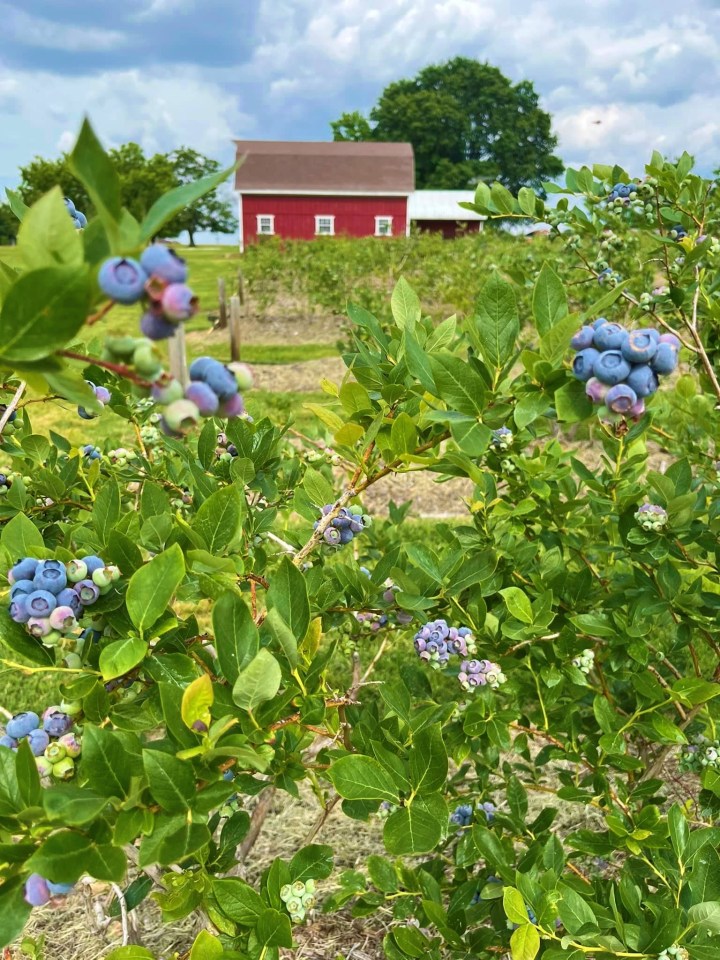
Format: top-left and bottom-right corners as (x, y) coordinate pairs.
(49, 606), (77, 632)
(161, 283), (198, 322)
(228, 362), (254, 391)
(219, 393), (245, 418)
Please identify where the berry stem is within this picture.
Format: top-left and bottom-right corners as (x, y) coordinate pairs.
(86, 300), (115, 326)
(58, 350), (152, 387)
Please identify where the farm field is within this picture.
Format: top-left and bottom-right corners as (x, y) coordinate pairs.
(1, 170), (717, 960)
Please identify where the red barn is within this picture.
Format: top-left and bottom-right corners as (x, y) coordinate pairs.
(233, 140), (414, 250)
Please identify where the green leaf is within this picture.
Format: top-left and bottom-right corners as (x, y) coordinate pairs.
(27, 832), (94, 883)
(139, 163), (237, 242)
(263, 608), (298, 670)
(504, 887), (530, 924)
(430, 353), (485, 415)
(93, 477), (121, 545)
(390, 412), (418, 455)
(0, 878), (32, 949)
(557, 884), (598, 934)
(99, 636), (148, 681)
(0, 265), (91, 360)
(43, 785), (109, 826)
(517, 186), (537, 217)
(212, 877), (265, 925)
(181, 674), (213, 733)
(126, 543), (185, 634)
(383, 798), (444, 855)
(232, 649), (282, 712)
(81, 725), (131, 799)
(212, 591), (259, 684)
(555, 380), (593, 423)
(189, 930), (224, 960)
(257, 908), (293, 948)
(533, 263), (568, 337)
(16, 187), (83, 269)
(668, 804), (688, 860)
(289, 844), (334, 882)
(510, 923), (540, 960)
(69, 118), (122, 234)
(328, 755), (400, 803)
(45, 365), (102, 413)
(688, 901), (720, 933)
(500, 587), (533, 624)
(391, 277), (421, 330)
(367, 855), (398, 893)
(408, 726), (447, 793)
(472, 272), (519, 370)
(193, 485), (243, 554)
(138, 813), (210, 867)
(267, 556), (310, 646)
(5, 188), (29, 222)
(1, 512), (43, 560)
(143, 750), (196, 813)
(302, 467), (334, 509)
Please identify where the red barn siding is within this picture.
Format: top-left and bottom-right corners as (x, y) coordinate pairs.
(241, 195), (408, 246)
(415, 219), (482, 239)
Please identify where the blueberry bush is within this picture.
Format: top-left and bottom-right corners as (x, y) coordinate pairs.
(0, 123), (718, 960)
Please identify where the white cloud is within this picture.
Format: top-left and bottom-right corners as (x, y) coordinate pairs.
(0, 65), (253, 187)
(0, 3), (126, 52)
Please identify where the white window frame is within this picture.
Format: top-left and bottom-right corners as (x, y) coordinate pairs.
(375, 216), (393, 236)
(256, 214), (275, 236)
(315, 215), (335, 236)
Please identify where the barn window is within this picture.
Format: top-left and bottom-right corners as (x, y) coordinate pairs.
(315, 215), (335, 236)
(375, 216), (393, 236)
(256, 215), (275, 235)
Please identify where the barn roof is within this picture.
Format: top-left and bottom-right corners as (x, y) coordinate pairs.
(233, 141), (415, 194)
(408, 190), (486, 221)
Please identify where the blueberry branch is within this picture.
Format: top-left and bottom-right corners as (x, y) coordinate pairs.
(58, 350), (152, 388)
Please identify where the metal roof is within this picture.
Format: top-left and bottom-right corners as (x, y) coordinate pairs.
(234, 141), (415, 194)
(408, 190), (486, 221)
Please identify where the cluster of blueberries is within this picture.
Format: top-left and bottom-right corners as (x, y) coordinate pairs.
(414, 618), (477, 667)
(8, 555), (120, 660)
(608, 182), (638, 204)
(1, 707), (80, 781)
(571, 319), (680, 416)
(449, 801), (495, 828)
(25, 873), (74, 908)
(491, 427), (513, 452)
(280, 879), (317, 924)
(679, 735), (720, 773)
(78, 381), (111, 420)
(413, 618), (508, 692)
(635, 503), (668, 533)
(658, 948), (688, 960)
(153, 359), (249, 438)
(107, 447), (135, 468)
(81, 444), (102, 462)
(216, 431), (239, 461)
(572, 648), (595, 675)
(98, 243), (197, 341)
(63, 197), (87, 230)
(315, 505), (372, 547)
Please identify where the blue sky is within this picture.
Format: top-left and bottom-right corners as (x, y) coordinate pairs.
(1, 0), (719, 234)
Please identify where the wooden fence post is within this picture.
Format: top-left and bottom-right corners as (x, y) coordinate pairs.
(168, 325), (189, 387)
(217, 277), (227, 330)
(229, 295), (242, 363)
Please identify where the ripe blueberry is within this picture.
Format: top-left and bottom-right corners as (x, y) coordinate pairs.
(98, 257), (148, 305)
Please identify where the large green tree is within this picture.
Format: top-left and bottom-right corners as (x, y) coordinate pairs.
(163, 147), (237, 245)
(331, 57), (564, 191)
(15, 143), (235, 244)
(0, 203), (19, 245)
